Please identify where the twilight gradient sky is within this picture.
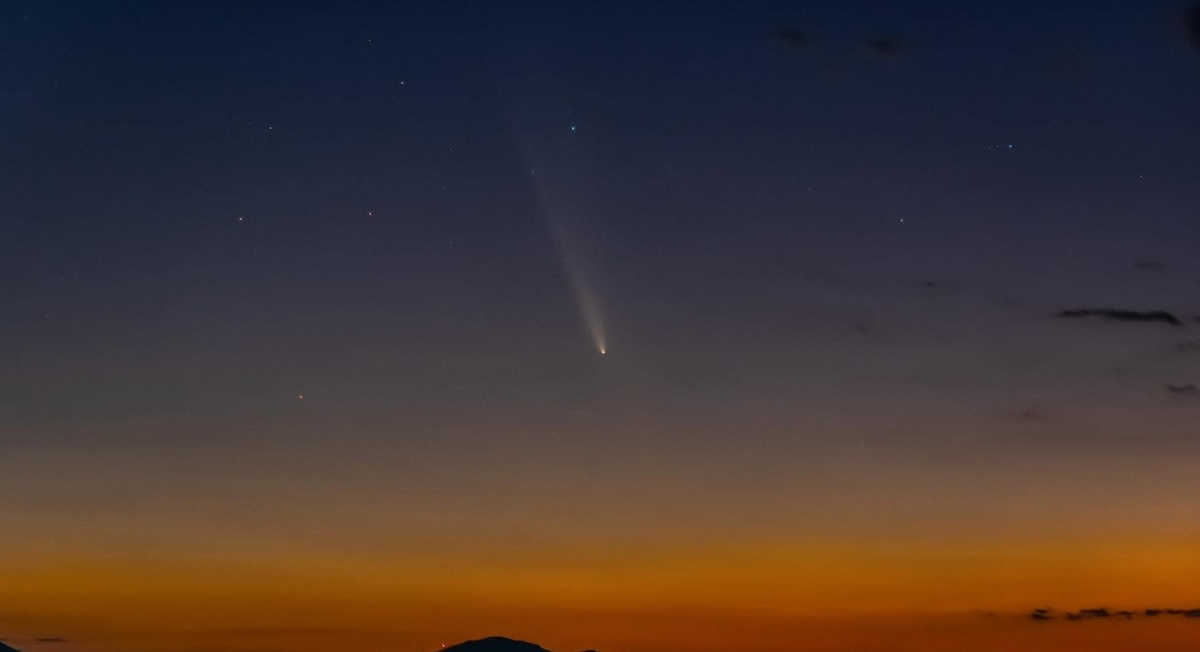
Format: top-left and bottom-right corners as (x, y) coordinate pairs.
(2, 2), (1200, 651)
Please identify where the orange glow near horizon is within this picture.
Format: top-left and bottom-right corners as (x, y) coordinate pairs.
(4, 532), (1200, 652)
(4, 425), (1200, 652)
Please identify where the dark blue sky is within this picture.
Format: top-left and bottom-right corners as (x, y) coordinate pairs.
(4, 0), (1199, 443)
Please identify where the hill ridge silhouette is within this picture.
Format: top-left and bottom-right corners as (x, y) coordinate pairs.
(442, 636), (555, 652)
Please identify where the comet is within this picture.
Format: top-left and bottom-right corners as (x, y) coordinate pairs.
(540, 203), (607, 356)
(509, 116), (609, 356)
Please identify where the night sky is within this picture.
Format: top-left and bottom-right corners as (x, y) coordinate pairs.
(3, 2), (1200, 651)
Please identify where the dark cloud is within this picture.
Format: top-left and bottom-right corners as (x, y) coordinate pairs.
(1039, 606), (1200, 622)
(1173, 341), (1200, 354)
(1133, 260), (1169, 272)
(1017, 409), (1041, 420)
(1157, 608), (1200, 617)
(867, 38), (903, 56)
(771, 29), (808, 47)
(1058, 309), (1183, 326)
(1185, 2), (1200, 51)
(35, 638), (67, 643)
(1164, 384), (1199, 398)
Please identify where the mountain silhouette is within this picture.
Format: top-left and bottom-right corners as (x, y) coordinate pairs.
(0, 643), (22, 652)
(442, 637), (553, 652)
